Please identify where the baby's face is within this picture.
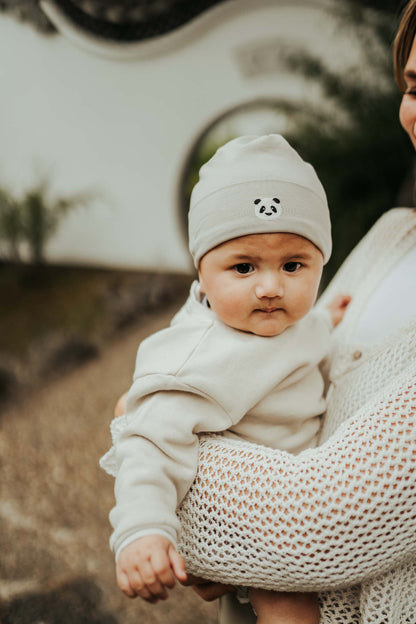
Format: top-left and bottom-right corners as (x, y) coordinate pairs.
(198, 232), (323, 337)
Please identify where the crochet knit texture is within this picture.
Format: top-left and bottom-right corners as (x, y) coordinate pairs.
(176, 209), (416, 624)
(178, 370), (416, 582)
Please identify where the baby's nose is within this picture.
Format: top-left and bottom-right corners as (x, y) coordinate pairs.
(255, 273), (283, 298)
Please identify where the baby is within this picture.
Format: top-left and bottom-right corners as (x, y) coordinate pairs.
(101, 135), (350, 624)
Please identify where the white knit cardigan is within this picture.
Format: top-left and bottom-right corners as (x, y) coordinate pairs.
(176, 208), (416, 624)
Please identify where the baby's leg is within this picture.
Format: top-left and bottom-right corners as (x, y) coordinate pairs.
(249, 589), (320, 624)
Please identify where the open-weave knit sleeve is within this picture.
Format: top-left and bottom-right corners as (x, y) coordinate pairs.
(177, 364), (416, 592)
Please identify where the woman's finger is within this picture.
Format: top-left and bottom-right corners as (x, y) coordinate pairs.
(192, 581), (235, 602)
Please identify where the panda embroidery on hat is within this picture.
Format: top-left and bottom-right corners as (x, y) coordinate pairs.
(254, 197), (281, 220)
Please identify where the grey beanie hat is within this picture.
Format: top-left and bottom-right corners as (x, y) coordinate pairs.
(188, 134), (331, 266)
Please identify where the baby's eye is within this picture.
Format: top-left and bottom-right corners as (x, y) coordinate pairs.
(233, 263), (254, 274)
(283, 261), (302, 273)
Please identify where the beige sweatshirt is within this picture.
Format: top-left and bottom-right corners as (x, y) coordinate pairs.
(101, 282), (331, 557)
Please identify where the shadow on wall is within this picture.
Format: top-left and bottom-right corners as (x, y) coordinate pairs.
(0, 578), (118, 624)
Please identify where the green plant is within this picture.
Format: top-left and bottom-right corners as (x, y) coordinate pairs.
(0, 179), (94, 264)
(0, 188), (25, 262)
(21, 179), (93, 265)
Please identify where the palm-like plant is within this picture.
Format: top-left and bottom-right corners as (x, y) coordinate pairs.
(0, 178), (93, 265)
(0, 189), (25, 262)
(21, 179), (93, 265)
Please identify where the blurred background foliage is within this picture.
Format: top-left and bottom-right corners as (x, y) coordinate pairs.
(0, 0), (55, 33)
(284, 2), (415, 279)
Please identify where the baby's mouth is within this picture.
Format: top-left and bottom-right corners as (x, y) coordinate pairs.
(256, 307), (281, 313)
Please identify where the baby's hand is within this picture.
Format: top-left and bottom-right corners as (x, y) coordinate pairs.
(116, 534), (187, 603)
(327, 294), (351, 327)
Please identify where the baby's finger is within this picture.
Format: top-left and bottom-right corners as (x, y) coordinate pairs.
(137, 587), (160, 603)
(117, 572), (136, 598)
(151, 550), (177, 589)
(140, 560), (169, 600)
(116, 563), (138, 598)
(127, 569), (161, 602)
(168, 546), (188, 582)
(127, 568), (145, 596)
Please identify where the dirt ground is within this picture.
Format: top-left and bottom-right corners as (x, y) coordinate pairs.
(0, 302), (218, 624)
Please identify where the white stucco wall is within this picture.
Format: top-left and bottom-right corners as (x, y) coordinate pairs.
(1, 0), (359, 272)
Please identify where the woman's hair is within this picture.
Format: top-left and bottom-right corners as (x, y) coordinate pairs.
(394, 0), (416, 92)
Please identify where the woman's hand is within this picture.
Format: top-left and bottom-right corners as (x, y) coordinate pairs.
(180, 574), (235, 601)
(327, 293), (351, 327)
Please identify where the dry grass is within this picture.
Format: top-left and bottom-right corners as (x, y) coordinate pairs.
(0, 303), (217, 624)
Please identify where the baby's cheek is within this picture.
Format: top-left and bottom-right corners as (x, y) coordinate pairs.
(293, 295), (315, 321)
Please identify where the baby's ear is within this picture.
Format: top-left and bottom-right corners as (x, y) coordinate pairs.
(198, 271), (205, 294)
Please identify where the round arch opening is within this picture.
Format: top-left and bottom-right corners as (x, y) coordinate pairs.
(177, 99), (291, 245)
